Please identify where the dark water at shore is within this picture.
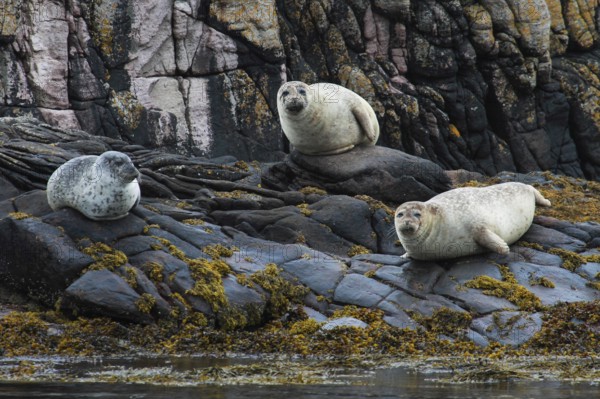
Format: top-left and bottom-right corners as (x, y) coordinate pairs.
(0, 356), (597, 399)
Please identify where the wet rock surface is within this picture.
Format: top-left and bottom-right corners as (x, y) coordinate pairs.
(1, 1), (600, 179)
(1, 117), (600, 348)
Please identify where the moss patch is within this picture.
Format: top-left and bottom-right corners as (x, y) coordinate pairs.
(465, 265), (543, 311)
(548, 248), (600, 271)
(299, 186), (327, 196)
(82, 243), (128, 272)
(135, 294), (156, 314)
(524, 301), (600, 355)
(412, 308), (473, 337)
(250, 263), (309, 319)
(354, 195), (395, 216)
(535, 173), (600, 223)
(182, 219), (206, 226)
(8, 212), (32, 220)
(296, 203), (313, 216)
(348, 244), (371, 257)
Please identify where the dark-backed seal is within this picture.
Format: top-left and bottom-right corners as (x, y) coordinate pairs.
(277, 81), (379, 155)
(394, 182), (551, 260)
(47, 151), (141, 221)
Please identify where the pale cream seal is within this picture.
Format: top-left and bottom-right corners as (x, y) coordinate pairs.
(394, 182), (551, 260)
(277, 81), (379, 155)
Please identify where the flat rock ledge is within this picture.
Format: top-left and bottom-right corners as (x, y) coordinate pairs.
(1, 117), (600, 347)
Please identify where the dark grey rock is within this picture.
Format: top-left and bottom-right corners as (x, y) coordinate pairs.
(534, 216), (592, 242)
(42, 209), (147, 244)
(144, 226), (207, 259)
(262, 146), (451, 203)
(512, 246), (563, 267)
(374, 261), (445, 296)
(0, 217), (93, 305)
(334, 274), (394, 308)
(381, 290), (466, 318)
(280, 256), (347, 298)
(0, 175), (21, 201)
(13, 190), (52, 216)
(521, 224), (586, 252)
(144, 214), (232, 248)
(372, 208), (405, 256)
(308, 196), (377, 250)
(507, 262), (600, 306)
(471, 312), (543, 347)
(433, 259), (518, 314)
(62, 269), (154, 324)
(114, 236), (163, 257)
(351, 253), (408, 266)
(466, 329), (490, 347)
(578, 263), (600, 280)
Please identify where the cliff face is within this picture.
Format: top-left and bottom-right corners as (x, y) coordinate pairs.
(1, 1), (600, 177)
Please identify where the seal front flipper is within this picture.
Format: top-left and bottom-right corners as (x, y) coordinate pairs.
(351, 103), (378, 143)
(473, 225), (510, 255)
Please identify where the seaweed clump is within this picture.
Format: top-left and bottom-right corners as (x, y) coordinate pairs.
(412, 308), (473, 337)
(465, 265), (543, 311)
(250, 263), (309, 318)
(347, 244), (371, 257)
(524, 301), (600, 355)
(81, 242), (128, 272)
(534, 173), (600, 223)
(548, 248), (600, 272)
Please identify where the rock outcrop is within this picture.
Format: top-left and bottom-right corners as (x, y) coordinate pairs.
(1, 117), (600, 347)
(1, 1), (600, 178)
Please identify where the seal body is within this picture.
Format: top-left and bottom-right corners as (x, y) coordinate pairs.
(277, 81), (379, 155)
(394, 182), (551, 260)
(47, 151), (141, 221)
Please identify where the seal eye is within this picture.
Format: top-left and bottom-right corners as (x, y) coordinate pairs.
(298, 88), (306, 95)
(396, 212), (404, 218)
(414, 212), (421, 218)
(282, 90), (289, 97)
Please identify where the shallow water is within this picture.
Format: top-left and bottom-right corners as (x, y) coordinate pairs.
(0, 356), (597, 399)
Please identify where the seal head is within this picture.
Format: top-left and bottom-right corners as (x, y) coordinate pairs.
(278, 82), (309, 114)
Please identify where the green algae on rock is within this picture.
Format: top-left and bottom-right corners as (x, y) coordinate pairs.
(465, 265), (543, 311)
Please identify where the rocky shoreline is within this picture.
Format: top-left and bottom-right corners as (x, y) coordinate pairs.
(1, 117), (600, 361)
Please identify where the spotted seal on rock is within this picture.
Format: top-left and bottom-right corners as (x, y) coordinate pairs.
(47, 151), (141, 221)
(394, 182), (551, 260)
(277, 81), (379, 155)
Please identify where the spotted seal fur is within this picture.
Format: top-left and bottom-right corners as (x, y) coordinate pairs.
(47, 151), (141, 221)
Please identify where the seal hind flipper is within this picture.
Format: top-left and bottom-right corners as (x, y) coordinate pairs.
(473, 225), (510, 255)
(532, 187), (551, 207)
(351, 103), (378, 143)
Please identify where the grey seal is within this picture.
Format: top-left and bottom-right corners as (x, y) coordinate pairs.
(47, 151), (141, 221)
(277, 81), (379, 155)
(394, 182), (551, 260)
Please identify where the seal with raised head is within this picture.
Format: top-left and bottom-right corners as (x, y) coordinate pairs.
(394, 182), (551, 260)
(277, 81), (379, 155)
(47, 151), (141, 221)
